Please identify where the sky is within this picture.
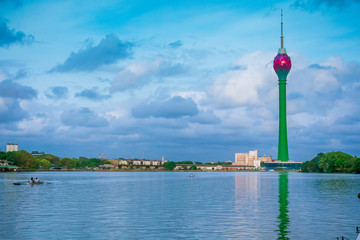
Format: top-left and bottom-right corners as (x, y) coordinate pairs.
(0, 0), (359, 162)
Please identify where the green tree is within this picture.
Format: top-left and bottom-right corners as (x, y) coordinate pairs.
(189, 165), (197, 170)
(302, 153), (322, 173)
(38, 159), (52, 170)
(163, 161), (176, 170)
(222, 162), (233, 165)
(11, 150), (33, 168)
(60, 158), (77, 169)
(77, 158), (101, 168)
(5, 151), (16, 164)
(307, 159), (320, 172)
(178, 161), (193, 164)
(301, 161), (309, 172)
(319, 151), (353, 173)
(0, 151), (7, 160)
(41, 154), (61, 165)
(351, 157), (360, 173)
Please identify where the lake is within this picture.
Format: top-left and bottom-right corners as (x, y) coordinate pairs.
(0, 172), (359, 239)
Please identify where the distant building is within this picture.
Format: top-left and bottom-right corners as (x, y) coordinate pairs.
(263, 161), (302, 171)
(259, 154), (273, 163)
(31, 151), (45, 157)
(174, 165), (223, 171)
(233, 150), (302, 171)
(234, 150), (260, 168)
(99, 164), (115, 169)
(108, 159), (165, 169)
(0, 160), (20, 172)
(6, 143), (18, 153)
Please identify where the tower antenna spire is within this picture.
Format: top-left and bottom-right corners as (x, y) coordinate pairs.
(281, 9), (284, 49)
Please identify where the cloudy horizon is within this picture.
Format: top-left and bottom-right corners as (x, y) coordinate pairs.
(0, 0), (359, 162)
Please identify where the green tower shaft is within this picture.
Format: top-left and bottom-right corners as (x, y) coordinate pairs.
(278, 80), (289, 161)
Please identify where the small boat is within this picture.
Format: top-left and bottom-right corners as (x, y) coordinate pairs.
(189, 174), (194, 178)
(13, 181), (51, 185)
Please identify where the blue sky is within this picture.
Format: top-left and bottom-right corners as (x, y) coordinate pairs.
(0, 0), (359, 162)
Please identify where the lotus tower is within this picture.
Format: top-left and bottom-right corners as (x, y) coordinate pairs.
(273, 10), (291, 162)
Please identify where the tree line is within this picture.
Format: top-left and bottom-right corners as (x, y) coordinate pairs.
(0, 150), (233, 171)
(301, 151), (360, 173)
(0, 150), (110, 170)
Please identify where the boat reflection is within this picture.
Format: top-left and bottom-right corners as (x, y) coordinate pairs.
(277, 172), (290, 240)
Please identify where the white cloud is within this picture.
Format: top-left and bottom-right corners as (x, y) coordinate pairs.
(171, 91), (207, 106)
(111, 58), (186, 92)
(313, 70), (340, 92)
(208, 51), (276, 109)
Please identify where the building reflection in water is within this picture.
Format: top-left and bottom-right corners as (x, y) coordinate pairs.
(234, 173), (259, 199)
(277, 172), (290, 240)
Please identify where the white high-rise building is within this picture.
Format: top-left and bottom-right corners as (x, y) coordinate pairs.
(6, 143), (18, 152)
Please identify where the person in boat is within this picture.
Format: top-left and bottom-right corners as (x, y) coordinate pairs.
(29, 177), (34, 183)
(34, 177), (39, 183)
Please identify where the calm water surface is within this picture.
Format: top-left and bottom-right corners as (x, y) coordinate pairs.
(0, 172), (359, 239)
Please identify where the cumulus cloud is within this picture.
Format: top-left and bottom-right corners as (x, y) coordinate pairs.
(291, 0), (360, 11)
(61, 107), (109, 127)
(45, 86), (68, 99)
(168, 40), (183, 48)
(0, 18), (34, 47)
(111, 59), (186, 92)
(208, 51), (275, 109)
(13, 69), (27, 79)
(0, 98), (28, 123)
(188, 110), (221, 124)
(132, 96), (199, 119)
(75, 88), (110, 101)
(288, 56), (356, 116)
(0, 80), (37, 99)
(335, 113), (360, 125)
(51, 34), (133, 72)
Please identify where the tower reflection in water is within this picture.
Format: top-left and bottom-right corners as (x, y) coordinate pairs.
(277, 172), (290, 240)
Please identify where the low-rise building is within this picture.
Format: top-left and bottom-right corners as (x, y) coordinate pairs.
(133, 160), (142, 166)
(31, 151), (45, 157)
(263, 161), (302, 171)
(0, 160), (20, 172)
(174, 164), (222, 171)
(222, 165), (258, 171)
(259, 154), (273, 163)
(99, 164), (116, 170)
(109, 159), (165, 169)
(196, 165), (222, 171)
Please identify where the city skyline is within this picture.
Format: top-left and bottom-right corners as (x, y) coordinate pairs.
(0, 0), (359, 161)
